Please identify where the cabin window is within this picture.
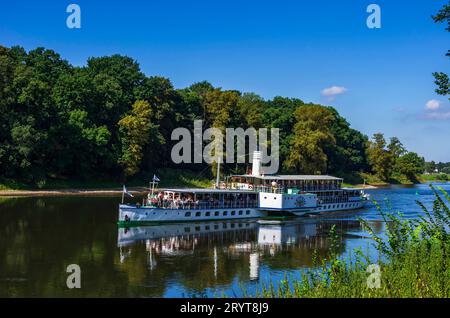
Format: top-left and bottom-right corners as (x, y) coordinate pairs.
(185, 212), (191, 217)
(223, 211), (228, 216)
(195, 212), (201, 217)
(205, 226), (210, 230)
(246, 210), (250, 215)
(205, 212), (211, 217)
(239, 210), (243, 215)
(214, 225), (219, 230)
(214, 211), (219, 216)
(195, 226), (201, 231)
(184, 227), (190, 232)
(231, 211), (236, 216)
(231, 224), (235, 228)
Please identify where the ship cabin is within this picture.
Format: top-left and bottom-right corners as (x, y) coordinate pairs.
(150, 188), (258, 210)
(226, 174), (362, 204)
(226, 174), (343, 192)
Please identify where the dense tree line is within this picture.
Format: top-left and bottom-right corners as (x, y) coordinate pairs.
(0, 45), (425, 186)
(424, 161), (450, 175)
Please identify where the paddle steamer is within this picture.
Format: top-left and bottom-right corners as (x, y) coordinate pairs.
(118, 151), (369, 225)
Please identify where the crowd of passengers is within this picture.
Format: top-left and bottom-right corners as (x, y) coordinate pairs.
(146, 192), (257, 209)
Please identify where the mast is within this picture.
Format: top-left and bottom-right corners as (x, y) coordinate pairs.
(215, 156), (221, 189)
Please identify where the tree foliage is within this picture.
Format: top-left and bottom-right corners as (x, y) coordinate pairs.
(432, 1), (450, 99)
(0, 45), (426, 185)
(286, 105), (336, 174)
(366, 133), (393, 181)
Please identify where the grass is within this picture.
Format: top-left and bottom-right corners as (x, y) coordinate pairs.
(156, 168), (212, 188)
(0, 168), (213, 191)
(0, 178), (128, 191)
(249, 185), (450, 298)
(419, 173), (449, 183)
(342, 172), (440, 187)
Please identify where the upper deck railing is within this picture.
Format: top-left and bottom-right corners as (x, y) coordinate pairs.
(149, 200), (258, 210)
(229, 183), (342, 193)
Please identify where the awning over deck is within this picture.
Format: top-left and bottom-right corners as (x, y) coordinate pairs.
(228, 174), (343, 181)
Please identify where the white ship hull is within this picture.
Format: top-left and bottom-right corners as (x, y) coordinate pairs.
(317, 200), (366, 213)
(119, 200), (367, 225)
(119, 205), (265, 224)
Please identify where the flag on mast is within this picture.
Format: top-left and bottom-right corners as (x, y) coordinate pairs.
(152, 175), (160, 182)
(123, 185), (134, 197)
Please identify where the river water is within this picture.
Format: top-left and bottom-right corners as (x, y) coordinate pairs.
(1, 183), (449, 297)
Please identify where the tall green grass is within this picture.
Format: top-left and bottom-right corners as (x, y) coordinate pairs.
(252, 185), (450, 298)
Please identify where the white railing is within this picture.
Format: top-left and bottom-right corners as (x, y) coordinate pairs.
(149, 200), (258, 210)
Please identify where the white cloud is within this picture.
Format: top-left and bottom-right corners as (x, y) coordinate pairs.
(424, 111), (450, 120)
(425, 99), (441, 110)
(321, 86), (348, 99)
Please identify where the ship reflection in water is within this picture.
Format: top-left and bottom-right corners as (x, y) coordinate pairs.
(117, 218), (366, 288)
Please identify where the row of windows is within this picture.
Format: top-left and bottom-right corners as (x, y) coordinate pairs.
(185, 210), (252, 217)
(184, 222), (252, 232)
(319, 203), (359, 210)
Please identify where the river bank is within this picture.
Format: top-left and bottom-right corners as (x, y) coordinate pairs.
(0, 183), (384, 197)
(0, 187), (149, 197)
(0, 179), (444, 197)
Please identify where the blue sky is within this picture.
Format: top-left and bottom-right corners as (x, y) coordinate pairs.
(1, 0), (449, 161)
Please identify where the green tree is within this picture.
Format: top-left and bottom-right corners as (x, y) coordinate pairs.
(388, 137), (406, 174)
(396, 152), (425, 180)
(118, 100), (161, 177)
(432, 2), (450, 99)
(366, 133), (393, 181)
(424, 161), (437, 173)
(286, 105), (336, 174)
(262, 97), (303, 171)
(237, 93), (265, 129)
(326, 108), (369, 174)
(203, 89), (241, 176)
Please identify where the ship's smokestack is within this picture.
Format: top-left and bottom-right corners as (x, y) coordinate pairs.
(252, 151), (262, 176)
